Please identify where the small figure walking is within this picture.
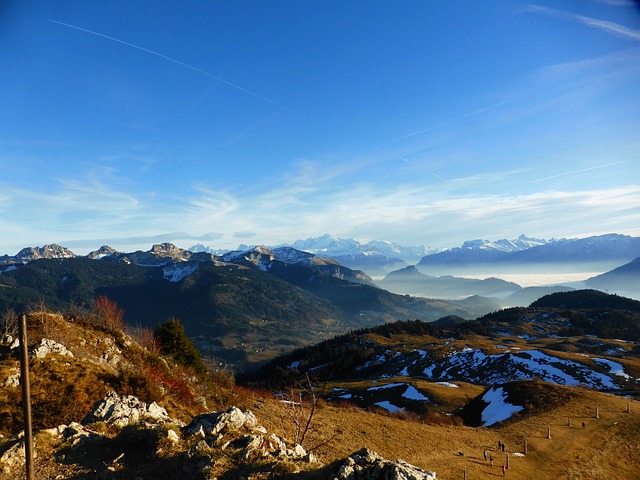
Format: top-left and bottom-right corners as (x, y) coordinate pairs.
(490, 454), (494, 467)
(582, 421), (586, 429)
(483, 449), (487, 461)
(502, 464), (506, 477)
(501, 442), (505, 452)
(498, 440), (502, 450)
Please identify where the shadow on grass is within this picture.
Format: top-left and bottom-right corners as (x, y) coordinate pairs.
(58, 426), (208, 480)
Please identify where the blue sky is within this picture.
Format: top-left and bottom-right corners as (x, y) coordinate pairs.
(1, 0), (639, 255)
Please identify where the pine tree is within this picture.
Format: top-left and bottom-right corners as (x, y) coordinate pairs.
(155, 317), (207, 376)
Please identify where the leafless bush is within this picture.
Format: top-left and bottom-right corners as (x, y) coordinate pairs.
(92, 295), (125, 331)
(129, 323), (160, 354)
(276, 374), (339, 452)
(28, 298), (57, 339)
(0, 308), (18, 337)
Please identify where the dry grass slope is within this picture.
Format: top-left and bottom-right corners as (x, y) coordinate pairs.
(1, 310), (639, 479)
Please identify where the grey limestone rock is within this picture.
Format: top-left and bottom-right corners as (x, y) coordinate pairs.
(183, 406), (254, 438)
(331, 448), (436, 480)
(82, 391), (170, 427)
(29, 338), (74, 359)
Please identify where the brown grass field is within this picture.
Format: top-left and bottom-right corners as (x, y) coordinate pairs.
(256, 387), (640, 480)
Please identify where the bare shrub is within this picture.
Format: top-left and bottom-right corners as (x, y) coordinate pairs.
(93, 295), (125, 331)
(28, 298), (56, 338)
(129, 324), (160, 354)
(276, 374), (339, 452)
(0, 308), (18, 337)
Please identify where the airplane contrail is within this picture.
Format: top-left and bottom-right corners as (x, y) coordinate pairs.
(531, 161), (626, 183)
(49, 19), (308, 118)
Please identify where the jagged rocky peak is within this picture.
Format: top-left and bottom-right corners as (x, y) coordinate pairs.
(149, 243), (189, 260)
(86, 245), (119, 259)
(272, 246), (340, 266)
(15, 244), (76, 262)
(243, 245), (276, 263)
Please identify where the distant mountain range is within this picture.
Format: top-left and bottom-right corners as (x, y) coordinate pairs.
(416, 233), (640, 275)
(191, 233), (640, 277)
(0, 242), (499, 370)
(192, 234), (438, 276)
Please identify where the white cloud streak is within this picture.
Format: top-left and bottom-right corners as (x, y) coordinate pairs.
(528, 5), (640, 42)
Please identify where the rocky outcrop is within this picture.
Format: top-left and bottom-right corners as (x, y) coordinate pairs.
(183, 406), (316, 464)
(82, 391), (171, 427)
(29, 338), (74, 359)
(331, 448), (436, 480)
(44, 422), (103, 449)
(184, 406), (257, 438)
(0, 436), (36, 475)
(0, 395), (435, 480)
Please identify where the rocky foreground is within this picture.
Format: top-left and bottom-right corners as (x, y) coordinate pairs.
(0, 390), (436, 480)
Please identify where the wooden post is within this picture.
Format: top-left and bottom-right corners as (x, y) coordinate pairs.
(628, 398), (631, 414)
(19, 314), (35, 480)
(506, 453), (509, 469)
(547, 424), (551, 439)
(463, 468), (467, 479)
(568, 415), (571, 427)
(596, 405), (599, 419)
(524, 437), (528, 454)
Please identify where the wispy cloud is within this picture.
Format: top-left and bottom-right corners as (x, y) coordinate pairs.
(2, 154), (639, 255)
(528, 5), (640, 42)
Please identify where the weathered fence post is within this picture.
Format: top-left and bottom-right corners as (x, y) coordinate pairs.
(547, 424), (551, 439)
(19, 313), (35, 480)
(506, 453), (509, 469)
(567, 415), (571, 427)
(596, 405), (599, 419)
(524, 437), (528, 454)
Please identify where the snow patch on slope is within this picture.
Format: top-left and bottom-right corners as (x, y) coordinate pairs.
(481, 387), (524, 426)
(163, 263), (200, 282)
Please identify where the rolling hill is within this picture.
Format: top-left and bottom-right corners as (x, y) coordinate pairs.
(242, 290), (640, 415)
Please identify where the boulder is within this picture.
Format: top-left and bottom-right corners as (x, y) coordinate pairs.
(29, 338), (74, 359)
(82, 391), (170, 427)
(183, 406), (255, 438)
(0, 436), (37, 474)
(331, 448), (436, 480)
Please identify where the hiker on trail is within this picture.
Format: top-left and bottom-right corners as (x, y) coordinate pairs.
(502, 465), (506, 476)
(582, 422), (586, 429)
(490, 454), (494, 467)
(498, 440), (502, 450)
(483, 449), (487, 461)
(501, 443), (505, 452)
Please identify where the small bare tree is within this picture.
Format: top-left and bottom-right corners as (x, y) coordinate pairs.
(277, 373), (339, 453)
(0, 308), (18, 338)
